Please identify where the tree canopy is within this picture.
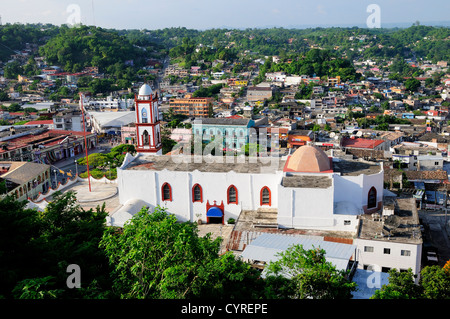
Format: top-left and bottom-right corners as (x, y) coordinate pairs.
(39, 25), (148, 74)
(100, 206), (263, 299)
(264, 244), (357, 299)
(371, 266), (450, 299)
(2, 191), (450, 300)
(0, 192), (110, 299)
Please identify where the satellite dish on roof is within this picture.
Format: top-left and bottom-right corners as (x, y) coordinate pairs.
(356, 131), (363, 137)
(330, 132), (336, 138)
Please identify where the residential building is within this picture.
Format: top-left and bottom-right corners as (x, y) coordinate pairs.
(417, 132), (450, 152)
(234, 80), (248, 87)
(354, 196), (422, 278)
(169, 128), (192, 150)
(341, 137), (385, 151)
(0, 129), (97, 164)
(192, 117), (255, 150)
(87, 96), (134, 110)
(0, 161), (51, 201)
(169, 95), (213, 118)
(393, 141), (439, 157)
(416, 155), (444, 171)
(24, 120), (55, 129)
(53, 109), (85, 132)
(287, 130), (313, 149)
(327, 76), (341, 86)
(247, 86), (273, 102)
(121, 123), (137, 145)
(265, 72), (286, 82)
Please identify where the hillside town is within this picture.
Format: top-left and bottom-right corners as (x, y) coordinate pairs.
(1, 23), (450, 301)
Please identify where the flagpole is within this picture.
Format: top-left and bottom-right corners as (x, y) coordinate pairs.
(79, 92), (91, 192)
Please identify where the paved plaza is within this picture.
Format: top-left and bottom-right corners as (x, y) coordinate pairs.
(53, 179), (120, 213)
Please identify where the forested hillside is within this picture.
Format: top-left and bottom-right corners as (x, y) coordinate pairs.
(38, 25), (149, 73)
(0, 23), (449, 95)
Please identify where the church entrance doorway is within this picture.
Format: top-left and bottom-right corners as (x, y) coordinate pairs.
(206, 207), (223, 224)
(206, 200), (224, 225)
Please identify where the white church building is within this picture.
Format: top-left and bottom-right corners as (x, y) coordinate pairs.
(108, 84), (423, 285)
(115, 145), (384, 233)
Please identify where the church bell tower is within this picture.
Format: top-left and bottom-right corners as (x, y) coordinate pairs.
(134, 84), (162, 154)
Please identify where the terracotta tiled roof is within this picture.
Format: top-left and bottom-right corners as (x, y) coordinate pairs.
(404, 170), (448, 181)
(24, 120), (53, 125)
(342, 137), (384, 149)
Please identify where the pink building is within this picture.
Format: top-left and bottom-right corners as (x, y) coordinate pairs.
(170, 128), (192, 144)
(121, 123), (137, 145)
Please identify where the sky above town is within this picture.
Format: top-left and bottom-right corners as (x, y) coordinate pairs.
(1, 0), (449, 30)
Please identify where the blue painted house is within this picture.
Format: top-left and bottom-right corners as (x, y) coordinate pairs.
(192, 117), (255, 150)
(402, 113), (415, 119)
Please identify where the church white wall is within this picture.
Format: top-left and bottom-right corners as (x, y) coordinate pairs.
(156, 170), (191, 222)
(333, 169), (384, 210)
(117, 168), (157, 210)
(277, 184), (335, 229)
(333, 174), (363, 206)
(361, 171), (384, 208)
(118, 165), (282, 224)
(117, 158), (383, 233)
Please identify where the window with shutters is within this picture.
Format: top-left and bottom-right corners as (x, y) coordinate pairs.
(260, 186), (271, 206)
(192, 184), (203, 203)
(227, 185), (238, 204)
(162, 183), (172, 201)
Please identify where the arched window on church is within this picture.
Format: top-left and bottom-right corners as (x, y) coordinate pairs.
(142, 130), (149, 145)
(368, 187), (377, 209)
(227, 185), (238, 204)
(162, 183), (172, 202)
(153, 103), (158, 122)
(260, 186), (271, 206)
(192, 184), (203, 203)
(141, 108), (148, 123)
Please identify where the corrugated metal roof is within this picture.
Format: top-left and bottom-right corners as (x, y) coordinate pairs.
(241, 233), (356, 271)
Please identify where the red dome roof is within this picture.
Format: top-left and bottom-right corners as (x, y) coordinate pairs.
(286, 145), (331, 173)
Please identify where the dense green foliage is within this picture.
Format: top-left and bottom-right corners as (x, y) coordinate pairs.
(355, 115), (412, 130)
(1, 24), (449, 98)
(162, 25), (450, 64)
(78, 144), (136, 179)
(0, 192), (110, 299)
(38, 25), (147, 74)
(101, 206), (264, 299)
(2, 192), (450, 300)
(0, 23), (58, 61)
(371, 266), (450, 299)
(264, 245), (357, 299)
(191, 83), (223, 98)
(255, 48), (359, 82)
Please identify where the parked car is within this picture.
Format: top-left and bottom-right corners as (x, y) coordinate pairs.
(426, 250), (439, 265)
(423, 243), (439, 265)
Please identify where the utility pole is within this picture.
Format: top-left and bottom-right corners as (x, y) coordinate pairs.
(80, 93), (91, 192)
